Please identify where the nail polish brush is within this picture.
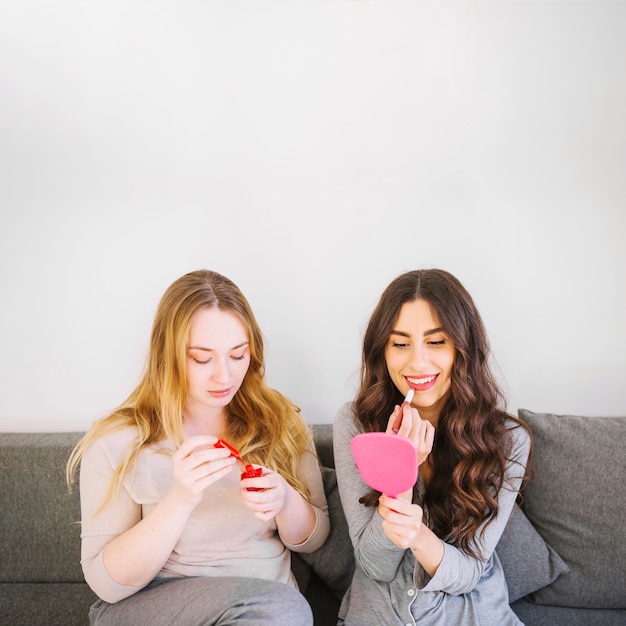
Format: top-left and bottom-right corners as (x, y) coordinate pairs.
(215, 438), (264, 490)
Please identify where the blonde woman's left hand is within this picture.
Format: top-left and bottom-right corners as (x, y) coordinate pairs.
(239, 468), (288, 521)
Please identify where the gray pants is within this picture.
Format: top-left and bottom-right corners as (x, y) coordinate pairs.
(89, 576), (313, 626)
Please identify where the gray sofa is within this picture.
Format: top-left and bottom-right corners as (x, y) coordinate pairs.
(1, 409), (624, 626)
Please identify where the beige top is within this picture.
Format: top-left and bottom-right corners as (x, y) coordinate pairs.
(79, 425), (330, 603)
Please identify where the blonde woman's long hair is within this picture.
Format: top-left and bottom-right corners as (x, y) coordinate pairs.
(66, 269), (314, 508)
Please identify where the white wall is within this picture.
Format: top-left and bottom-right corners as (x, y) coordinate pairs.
(1, 1), (624, 432)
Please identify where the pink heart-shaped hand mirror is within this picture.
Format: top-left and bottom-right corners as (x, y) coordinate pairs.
(350, 433), (418, 498)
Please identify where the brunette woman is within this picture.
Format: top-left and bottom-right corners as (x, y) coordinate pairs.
(333, 269), (531, 625)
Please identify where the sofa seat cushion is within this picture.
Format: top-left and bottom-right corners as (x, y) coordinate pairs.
(511, 597), (626, 626)
(519, 409), (626, 609)
(0, 582), (97, 626)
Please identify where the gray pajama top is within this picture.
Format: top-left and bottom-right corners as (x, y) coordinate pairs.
(333, 402), (530, 626)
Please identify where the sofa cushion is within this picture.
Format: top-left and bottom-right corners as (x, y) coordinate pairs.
(0, 583), (97, 626)
(298, 467), (355, 599)
(518, 409), (626, 609)
(0, 433), (84, 583)
(511, 597), (626, 626)
(311, 424), (334, 469)
(496, 504), (568, 603)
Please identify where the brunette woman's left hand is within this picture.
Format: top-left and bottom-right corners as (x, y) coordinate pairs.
(378, 493), (425, 550)
(378, 493), (445, 577)
(239, 468), (288, 521)
(387, 402), (435, 466)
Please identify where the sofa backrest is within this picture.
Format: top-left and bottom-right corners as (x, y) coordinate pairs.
(0, 426), (334, 585)
(311, 424), (334, 468)
(0, 432), (85, 583)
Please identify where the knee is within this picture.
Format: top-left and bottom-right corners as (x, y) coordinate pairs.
(244, 579), (313, 626)
(276, 583), (313, 623)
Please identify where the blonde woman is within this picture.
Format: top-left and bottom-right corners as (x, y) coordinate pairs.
(67, 270), (329, 625)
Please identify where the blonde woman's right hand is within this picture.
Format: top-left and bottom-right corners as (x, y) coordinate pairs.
(172, 435), (236, 508)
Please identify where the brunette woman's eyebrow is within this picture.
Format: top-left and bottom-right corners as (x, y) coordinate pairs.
(424, 327), (444, 337)
(188, 341), (249, 352)
(390, 328), (443, 338)
(389, 330), (410, 338)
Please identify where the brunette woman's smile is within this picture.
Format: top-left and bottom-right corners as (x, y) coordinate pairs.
(406, 373), (439, 392)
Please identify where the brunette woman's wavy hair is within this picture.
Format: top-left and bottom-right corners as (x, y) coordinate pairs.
(67, 269), (314, 510)
(355, 269), (531, 559)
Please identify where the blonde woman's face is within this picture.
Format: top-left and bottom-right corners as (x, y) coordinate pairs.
(184, 307), (251, 418)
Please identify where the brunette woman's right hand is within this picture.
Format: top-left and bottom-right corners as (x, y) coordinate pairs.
(387, 402), (435, 467)
(171, 436), (237, 508)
